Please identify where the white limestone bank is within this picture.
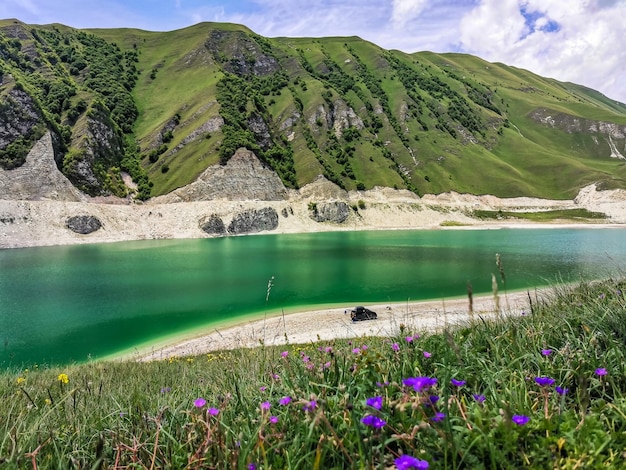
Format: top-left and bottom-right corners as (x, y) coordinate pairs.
(1, 133), (625, 249)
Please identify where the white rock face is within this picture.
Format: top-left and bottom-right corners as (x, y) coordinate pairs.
(0, 132), (84, 202)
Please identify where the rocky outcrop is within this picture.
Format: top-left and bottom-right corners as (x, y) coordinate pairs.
(154, 148), (288, 203)
(309, 201), (351, 223)
(65, 215), (102, 234)
(0, 87), (46, 170)
(199, 214), (226, 234)
(227, 207), (279, 234)
(529, 108), (626, 159)
(0, 132), (84, 201)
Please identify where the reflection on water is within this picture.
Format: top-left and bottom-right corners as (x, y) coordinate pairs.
(1, 228), (625, 366)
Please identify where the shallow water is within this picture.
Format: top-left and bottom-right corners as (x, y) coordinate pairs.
(1, 228), (625, 366)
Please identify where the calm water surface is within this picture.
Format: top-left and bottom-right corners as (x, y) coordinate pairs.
(1, 228), (625, 366)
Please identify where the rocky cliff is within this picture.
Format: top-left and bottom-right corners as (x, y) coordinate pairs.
(153, 147), (289, 203)
(0, 132), (84, 201)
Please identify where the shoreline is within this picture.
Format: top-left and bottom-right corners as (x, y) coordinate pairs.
(126, 289), (544, 362)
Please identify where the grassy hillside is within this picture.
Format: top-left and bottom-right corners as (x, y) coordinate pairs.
(2, 279), (626, 468)
(2, 19), (626, 200)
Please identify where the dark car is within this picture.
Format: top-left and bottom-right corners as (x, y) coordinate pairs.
(351, 306), (377, 321)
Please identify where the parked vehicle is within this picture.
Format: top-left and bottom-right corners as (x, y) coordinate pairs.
(350, 306), (377, 321)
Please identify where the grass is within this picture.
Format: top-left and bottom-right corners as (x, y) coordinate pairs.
(2, 279), (626, 468)
(472, 208), (607, 222)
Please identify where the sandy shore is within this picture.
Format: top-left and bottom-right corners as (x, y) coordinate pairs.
(129, 289), (543, 362)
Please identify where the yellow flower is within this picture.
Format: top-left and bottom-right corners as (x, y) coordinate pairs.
(16, 377), (26, 385)
(57, 373), (69, 384)
(45, 398), (52, 405)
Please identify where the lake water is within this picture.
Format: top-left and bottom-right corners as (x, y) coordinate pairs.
(1, 228), (625, 367)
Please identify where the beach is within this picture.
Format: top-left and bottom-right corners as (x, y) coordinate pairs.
(131, 289), (541, 361)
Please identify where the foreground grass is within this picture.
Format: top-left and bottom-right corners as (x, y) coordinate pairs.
(2, 280), (626, 469)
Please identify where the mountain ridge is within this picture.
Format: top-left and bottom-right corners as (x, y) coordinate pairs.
(1, 18), (625, 204)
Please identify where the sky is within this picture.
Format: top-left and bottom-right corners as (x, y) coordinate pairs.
(2, 0), (625, 104)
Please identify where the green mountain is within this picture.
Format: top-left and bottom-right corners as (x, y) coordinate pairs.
(1, 19), (625, 200)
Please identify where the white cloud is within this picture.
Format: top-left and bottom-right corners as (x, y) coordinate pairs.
(459, 0), (626, 103)
(391, 0), (429, 26)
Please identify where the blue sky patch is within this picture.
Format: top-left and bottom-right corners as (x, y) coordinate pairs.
(519, 5), (561, 39)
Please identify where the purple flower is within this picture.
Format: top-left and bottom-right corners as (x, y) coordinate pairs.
(405, 336), (414, 343)
(451, 378), (466, 387)
(429, 395), (440, 404)
(366, 396), (383, 410)
(248, 464), (257, 470)
(361, 345), (368, 351)
(260, 401), (271, 411)
(160, 387), (171, 394)
(303, 400), (317, 412)
(193, 398), (207, 408)
(394, 454), (430, 470)
(535, 376), (555, 387)
(595, 367), (607, 376)
(512, 414), (530, 426)
(352, 348), (361, 354)
(423, 351), (432, 358)
(541, 349), (552, 356)
(259, 386), (266, 392)
(280, 351), (288, 358)
(431, 412), (446, 422)
(403, 376), (437, 392)
(279, 396), (292, 406)
(361, 414), (386, 428)
(269, 416), (279, 424)
(555, 386), (569, 395)
(392, 342), (400, 352)
(473, 394), (486, 403)
(208, 407), (220, 416)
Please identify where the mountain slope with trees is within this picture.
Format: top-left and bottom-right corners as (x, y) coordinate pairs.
(1, 19), (625, 201)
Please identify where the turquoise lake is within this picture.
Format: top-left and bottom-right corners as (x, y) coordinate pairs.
(1, 228), (625, 367)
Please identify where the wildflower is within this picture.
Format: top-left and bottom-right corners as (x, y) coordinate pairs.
(248, 464), (257, 470)
(303, 400), (317, 412)
(44, 398), (52, 405)
(403, 376), (437, 393)
(512, 414), (530, 426)
(473, 394), (486, 403)
(279, 396), (292, 406)
(193, 398), (207, 408)
(555, 386), (569, 395)
(361, 345), (368, 351)
(450, 378), (466, 387)
(269, 416), (279, 424)
(16, 377), (26, 385)
(260, 401), (271, 411)
(352, 348), (361, 354)
(280, 351), (288, 358)
(208, 407), (220, 416)
(392, 342), (400, 352)
(423, 351), (432, 358)
(302, 355), (310, 363)
(394, 454), (430, 469)
(431, 412), (446, 422)
(405, 336), (414, 343)
(541, 349), (552, 356)
(599, 293), (606, 300)
(366, 396), (383, 410)
(595, 367), (607, 376)
(57, 373), (69, 384)
(160, 387), (171, 394)
(361, 414), (386, 428)
(322, 361), (331, 370)
(535, 376), (555, 387)
(429, 395), (439, 404)
(271, 373), (280, 380)
(324, 346), (333, 353)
